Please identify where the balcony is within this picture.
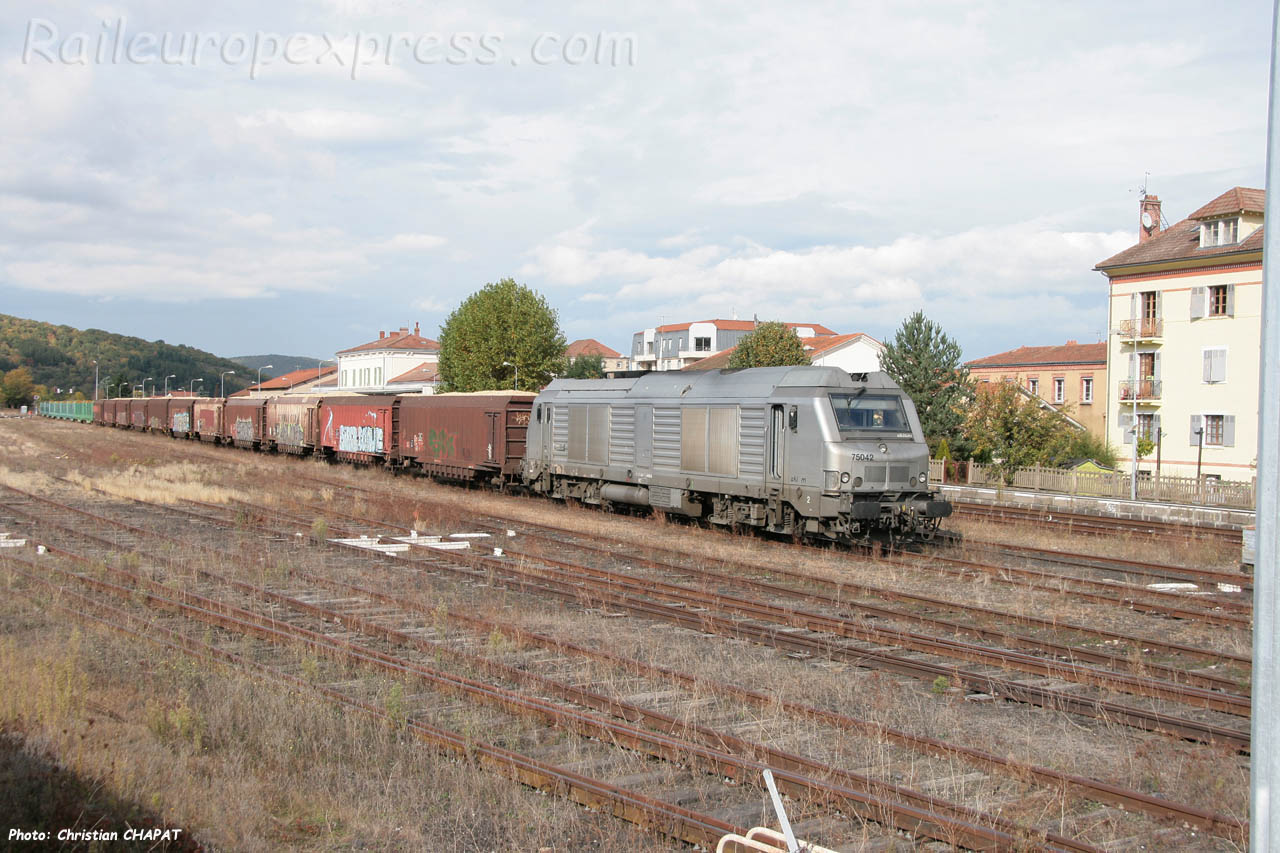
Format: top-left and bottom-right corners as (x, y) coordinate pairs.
(1118, 379), (1162, 402)
(1117, 318), (1163, 341)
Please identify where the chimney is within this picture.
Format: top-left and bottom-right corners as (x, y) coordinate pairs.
(414, 321), (420, 335)
(1066, 339), (1078, 346)
(1139, 194), (1162, 244)
(379, 330), (385, 339)
(399, 326), (409, 335)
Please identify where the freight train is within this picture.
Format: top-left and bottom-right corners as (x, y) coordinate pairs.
(55, 366), (951, 544)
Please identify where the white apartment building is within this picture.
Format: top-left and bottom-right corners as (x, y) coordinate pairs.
(631, 319), (837, 371)
(1095, 188), (1264, 481)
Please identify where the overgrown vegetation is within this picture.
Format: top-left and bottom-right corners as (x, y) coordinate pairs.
(964, 382), (1117, 479)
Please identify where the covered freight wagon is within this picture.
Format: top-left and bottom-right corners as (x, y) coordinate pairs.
(193, 399), (224, 443)
(128, 399), (148, 429)
(319, 397), (397, 463)
(144, 398), (170, 432)
(168, 398), (197, 438)
(267, 397), (322, 454)
(224, 398), (269, 449)
(398, 392), (534, 483)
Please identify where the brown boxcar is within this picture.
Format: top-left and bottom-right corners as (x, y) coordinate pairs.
(92, 400), (104, 425)
(144, 397), (170, 432)
(193, 399), (224, 443)
(398, 392), (533, 483)
(102, 399), (126, 426)
(128, 398), (147, 429)
(266, 397), (322, 454)
(318, 397), (397, 463)
(224, 398), (269, 449)
(168, 398), (197, 438)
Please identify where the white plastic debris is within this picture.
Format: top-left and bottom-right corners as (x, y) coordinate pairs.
(1218, 583), (1243, 593)
(0, 533), (27, 548)
(36, 545), (47, 554)
(506, 529), (516, 537)
(1146, 582), (1200, 592)
(448, 532), (490, 539)
(493, 547), (504, 557)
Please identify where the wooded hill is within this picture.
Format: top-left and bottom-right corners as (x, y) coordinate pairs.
(0, 313), (252, 398)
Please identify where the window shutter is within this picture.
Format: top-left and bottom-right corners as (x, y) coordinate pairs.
(1203, 350), (1213, 383)
(1153, 351), (1161, 380)
(1190, 414), (1202, 445)
(1226, 284), (1236, 317)
(1120, 411), (1134, 444)
(1216, 349), (1227, 383)
(1128, 351), (1136, 379)
(1152, 413), (1161, 439)
(1191, 287), (1207, 319)
(1224, 415), (1236, 447)
(1129, 292), (1137, 321)
(1155, 290), (1162, 318)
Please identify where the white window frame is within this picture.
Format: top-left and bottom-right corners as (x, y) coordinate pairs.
(1202, 346), (1228, 384)
(1080, 376), (1093, 404)
(1203, 413), (1225, 446)
(1052, 377), (1065, 404)
(1027, 378), (1039, 396)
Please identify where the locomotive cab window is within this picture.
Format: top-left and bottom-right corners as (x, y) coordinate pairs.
(829, 394), (909, 433)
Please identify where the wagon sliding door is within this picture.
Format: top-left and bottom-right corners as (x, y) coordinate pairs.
(768, 404), (786, 487)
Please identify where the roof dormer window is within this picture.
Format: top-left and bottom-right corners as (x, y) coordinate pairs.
(1201, 217), (1239, 248)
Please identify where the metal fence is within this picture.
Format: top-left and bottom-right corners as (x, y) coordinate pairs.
(929, 458), (1256, 509)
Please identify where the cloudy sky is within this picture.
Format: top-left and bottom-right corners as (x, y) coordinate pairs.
(0, 1), (1271, 365)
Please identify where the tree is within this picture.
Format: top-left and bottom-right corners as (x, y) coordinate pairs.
(1, 367), (35, 408)
(963, 382), (1081, 481)
(564, 353), (605, 379)
(880, 311), (971, 456)
(727, 322), (808, 368)
(437, 278), (566, 392)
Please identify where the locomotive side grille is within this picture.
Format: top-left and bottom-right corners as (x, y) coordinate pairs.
(652, 406), (681, 470)
(865, 464), (887, 486)
(551, 405), (568, 459)
(738, 406), (765, 476)
(609, 405), (635, 464)
(889, 464), (911, 484)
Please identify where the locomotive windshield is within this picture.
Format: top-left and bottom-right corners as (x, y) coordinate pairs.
(828, 393), (910, 432)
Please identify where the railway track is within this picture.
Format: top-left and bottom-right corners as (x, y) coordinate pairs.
(2, 501), (1099, 850)
(0, 479), (1244, 845)
(952, 502), (1243, 547)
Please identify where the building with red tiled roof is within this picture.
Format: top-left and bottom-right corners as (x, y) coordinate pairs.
(966, 342), (1106, 436)
(682, 332), (883, 373)
(630, 319), (838, 371)
(1095, 187), (1264, 481)
(336, 323), (440, 393)
(384, 361), (441, 394)
(565, 338), (628, 372)
(236, 365), (338, 398)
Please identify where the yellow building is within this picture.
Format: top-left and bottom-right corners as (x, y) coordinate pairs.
(1095, 188), (1263, 481)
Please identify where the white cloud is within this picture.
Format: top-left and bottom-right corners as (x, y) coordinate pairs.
(371, 233), (448, 251)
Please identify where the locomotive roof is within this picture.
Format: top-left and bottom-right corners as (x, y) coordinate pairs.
(542, 366), (898, 399)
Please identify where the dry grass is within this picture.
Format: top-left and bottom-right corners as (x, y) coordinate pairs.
(63, 462), (248, 505)
(0, 588), (656, 851)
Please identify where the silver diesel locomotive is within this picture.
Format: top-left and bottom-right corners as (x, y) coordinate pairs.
(523, 365), (951, 543)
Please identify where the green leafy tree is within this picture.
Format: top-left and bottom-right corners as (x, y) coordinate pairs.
(963, 382), (1083, 481)
(437, 278), (566, 392)
(727, 322), (808, 368)
(564, 353), (605, 379)
(1, 367), (35, 408)
(880, 311), (972, 456)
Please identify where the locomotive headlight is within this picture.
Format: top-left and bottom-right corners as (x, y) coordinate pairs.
(840, 472), (850, 483)
(853, 476), (863, 487)
(878, 443), (888, 454)
(919, 470), (928, 482)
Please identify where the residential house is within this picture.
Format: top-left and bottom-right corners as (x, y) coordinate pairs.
(631, 319), (837, 371)
(966, 342), (1107, 436)
(683, 332), (884, 373)
(1095, 188), (1264, 480)
(336, 324), (440, 394)
(565, 339), (628, 372)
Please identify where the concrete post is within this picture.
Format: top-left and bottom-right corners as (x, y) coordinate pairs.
(1252, 3), (1280, 846)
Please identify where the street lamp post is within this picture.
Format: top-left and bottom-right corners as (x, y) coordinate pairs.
(105, 382), (116, 398)
(502, 360), (518, 391)
(142, 377), (154, 398)
(220, 370), (235, 398)
(163, 374), (176, 396)
(92, 360), (99, 401)
(190, 378), (203, 395)
(1195, 427), (1205, 503)
(257, 364), (273, 392)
